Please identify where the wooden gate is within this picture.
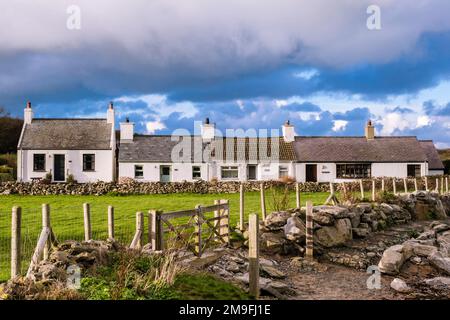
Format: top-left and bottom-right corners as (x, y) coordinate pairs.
(150, 200), (230, 257)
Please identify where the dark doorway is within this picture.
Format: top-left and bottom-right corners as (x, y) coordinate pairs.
(53, 155), (65, 182)
(407, 164), (421, 177)
(248, 165), (257, 180)
(305, 164), (317, 182)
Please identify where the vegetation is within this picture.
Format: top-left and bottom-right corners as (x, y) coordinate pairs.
(0, 107), (23, 154)
(438, 149), (450, 175)
(0, 154), (16, 182)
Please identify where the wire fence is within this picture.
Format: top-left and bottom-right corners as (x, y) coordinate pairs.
(0, 203), (140, 282)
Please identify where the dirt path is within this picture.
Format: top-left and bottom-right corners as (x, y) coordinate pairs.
(262, 219), (450, 300)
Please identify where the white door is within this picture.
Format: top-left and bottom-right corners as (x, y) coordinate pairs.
(160, 165), (171, 182)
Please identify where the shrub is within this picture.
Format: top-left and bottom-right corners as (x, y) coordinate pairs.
(376, 191), (396, 203)
(268, 185), (292, 212)
(279, 175), (296, 184)
(66, 174), (77, 184)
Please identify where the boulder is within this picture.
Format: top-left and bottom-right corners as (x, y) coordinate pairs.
(260, 265), (286, 279)
(378, 244), (413, 275)
(390, 278), (412, 293)
(283, 216), (306, 243)
(433, 224), (450, 234)
(312, 211), (335, 226)
(437, 231), (450, 256)
(313, 206), (350, 218)
(349, 211), (361, 228)
(403, 241), (438, 258)
(260, 231), (286, 254)
(352, 228), (370, 238)
(314, 218), (352, 248)
(356, 203), (372, 213)
(264, 211), (292, 230)
(424, 277), (450, 288)
(428, 251), (450, 275)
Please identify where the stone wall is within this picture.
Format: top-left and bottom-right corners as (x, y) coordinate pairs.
(0, 180), (332, 195)
(258, 191), (450, 260)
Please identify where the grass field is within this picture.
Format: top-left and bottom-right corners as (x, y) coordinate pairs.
(0, 191), (332, 282)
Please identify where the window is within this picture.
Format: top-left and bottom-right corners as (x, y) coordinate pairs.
(407, 164), (421, 177)
(33, 154), (45, 171)
(192, 166), (201, 180)
(221, 166), (238, 180)
(279, 166), (289, 178)
(134, 165), (144, 179)
(82, 154), (95, 171)
(336, 163), (371, 179)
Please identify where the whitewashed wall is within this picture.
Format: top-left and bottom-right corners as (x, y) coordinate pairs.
(371, 162), (426, 178)
(119, 162), (208, 182)
(295, 163), (336, 182)
(18, 149), (115, 182)
(428, 170), (445, 176)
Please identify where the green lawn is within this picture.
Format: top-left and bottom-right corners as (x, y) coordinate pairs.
(0, 191), (331, 282)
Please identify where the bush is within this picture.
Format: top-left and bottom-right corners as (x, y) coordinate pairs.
(66, 174), (77, 184)
(376, 191), (397, 203)
(268, 185), (292, 212)
(0, 172), (14, 182)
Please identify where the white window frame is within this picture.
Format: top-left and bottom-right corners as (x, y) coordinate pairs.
(221, 166), (239, 180)
(134, 165), (144, 179)
(192, 166), (202, 180)
(279, 165), (289, 178)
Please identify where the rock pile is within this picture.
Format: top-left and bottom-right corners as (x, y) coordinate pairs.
(0, 239), (121, 300)
(377, 221), (450, 294)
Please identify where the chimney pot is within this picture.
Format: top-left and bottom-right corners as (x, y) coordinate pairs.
(109, 102), (114, 109)
(365, 119), (375, 140)
(27, 101), (31, 109)
(205, 117), (210, 125)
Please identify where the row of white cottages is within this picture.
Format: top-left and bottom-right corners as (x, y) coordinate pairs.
(16, 103), (445, 183)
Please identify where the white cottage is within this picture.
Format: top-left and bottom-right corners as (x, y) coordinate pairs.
(17, 102), (116, 183)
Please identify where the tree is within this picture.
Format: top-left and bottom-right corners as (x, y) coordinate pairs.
(0, 109), (22, 153)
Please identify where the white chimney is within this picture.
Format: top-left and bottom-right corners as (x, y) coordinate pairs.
(201, 118), (215, 141)
(24, 101), (33, 124)
(107, 102), (115, 125)
(282, 120), (295, 142)
(120, 118), (134, 142)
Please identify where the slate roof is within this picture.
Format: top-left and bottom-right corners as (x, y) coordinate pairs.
(293, 136), (428, 163)
(18, 119), (113, 150)
(419, 140), (444, 169)
(118, 135), (207, 162)
(210, 137), (296, 162)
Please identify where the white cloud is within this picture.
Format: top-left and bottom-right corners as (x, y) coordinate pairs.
(145, 120), (166, 134)
(379, 113), (409, 135)
(292, 69), (319, 80)
(332, 120), (348, 132)
(416, 115), (432, 128)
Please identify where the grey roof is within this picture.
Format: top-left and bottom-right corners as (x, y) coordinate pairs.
(210, 137), (296, 162)
(419, 140), (444, 169)
(293, 136), (428, 163)
(118, 135), (207, 162)
(19, 119), (112, 150)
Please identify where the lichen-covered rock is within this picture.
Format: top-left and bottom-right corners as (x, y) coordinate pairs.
(314, 218), (352, 248)
(283, 216), (306, 243)
(378, 244), (412, 275)
(264, 211), (292, 230)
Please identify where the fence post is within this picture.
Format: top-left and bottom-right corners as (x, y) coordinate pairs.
(42, 204), (51, 260)
(296, 182), (301, 209)
(150, 210), (163, 251)
(381, 178), (385, 192)
(446, 177), (449, 194)
(11, 206), (21, 279)
(436, 178), (439, 193)
(214, 200), (220, 232)
(403, 178), (408, 194)
(248, 213), (259, 299)
(220, 200), (230, 243)
(440, 177), (444, 194)
(359, 179), (364, 200)
(392, 179), (397, 195)
(260, 183), (266, 221)
(83, 203), (92, 241)
(195, 205), (203, 257)
(425, 176), (429, 192)
(305, 201), (314, 260)
(239, 183), (245, 231)
(414, 178), (418, 192)
(136, 212), (144, 249)
(371, 180), (376, 202)
(108, 206), (115, 240)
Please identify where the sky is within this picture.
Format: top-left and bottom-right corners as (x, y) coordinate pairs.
(1, 0), (450, 147)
